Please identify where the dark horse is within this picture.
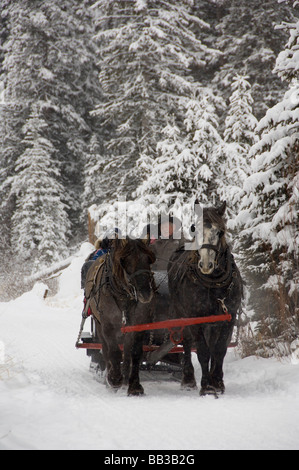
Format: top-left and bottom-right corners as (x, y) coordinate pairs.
(168, 202), (243, 396)
(88, 237), (156, 396)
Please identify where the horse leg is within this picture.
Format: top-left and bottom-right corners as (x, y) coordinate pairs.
(196, 328), (214, 396)
(128, 332), (144, 396)
(122, 333), (132, 386)
(102, 324), (123, 389)
(181, 330), (197, 389)
(209, 353), (225, 393)
(92, 317), (107, 373)
(209, 325), (233, 393)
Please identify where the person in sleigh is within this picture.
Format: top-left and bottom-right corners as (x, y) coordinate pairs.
(81, 228), (121, 316)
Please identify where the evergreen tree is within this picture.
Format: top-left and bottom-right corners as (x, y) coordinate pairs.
(235, 17), (299, 353)
(183, 89), (223, 205)
(82, 134), (109, 213)
(91, 0), (220, 198)
(0, 0), (101, 269)
(135, 88), (224, 221)
(223, 75), (257, 146)
(211, 0), (297, 119)
(9, 106), (70, 269)
(0, 104), (24, 257)
(135, 122), (191, 214)
(0, 0), (10, 77)
(218, 75), (257, 216)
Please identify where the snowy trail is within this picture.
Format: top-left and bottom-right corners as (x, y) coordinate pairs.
(1, 255), (299, 450)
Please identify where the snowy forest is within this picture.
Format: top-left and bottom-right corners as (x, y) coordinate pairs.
(0, 0), (298, 356)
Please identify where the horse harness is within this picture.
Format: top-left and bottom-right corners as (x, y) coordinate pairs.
(105, 251), (155, 302)
(85, 251), (156, 320)
(169, 239), (241, 318)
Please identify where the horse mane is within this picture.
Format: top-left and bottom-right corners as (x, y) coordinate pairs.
(202, 206), (226, 233)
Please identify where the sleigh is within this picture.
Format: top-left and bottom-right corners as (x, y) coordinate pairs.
(76, 204), (243, 397)
(76, 270), (239, 382)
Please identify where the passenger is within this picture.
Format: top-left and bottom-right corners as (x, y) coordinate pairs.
(150, 215), (184, 271)
(148, 215), (184, 296)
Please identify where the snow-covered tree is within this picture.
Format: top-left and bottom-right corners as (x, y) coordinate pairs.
(223, 75), (257, 146)
(91, 0), (220, 198)
(0, 103), (23, 258)
(183, 89), (224, 205)
(235, 17), (299, 353)
(212, 0), (296, 119)
(134, 89), (224, 225)
(0, 0), (101, 269)
(135, 122), (194, 214)
(218, 75), (257, 215)
(9, 107), (70, 269)
(82, 134), (109, 213)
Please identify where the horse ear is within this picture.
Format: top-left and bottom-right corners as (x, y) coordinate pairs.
(217, 201), (226, 217)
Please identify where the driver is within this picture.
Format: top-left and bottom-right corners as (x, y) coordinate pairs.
(150, 215), (184, 271)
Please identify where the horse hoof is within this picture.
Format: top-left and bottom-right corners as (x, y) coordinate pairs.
(127, 384), (144, 396)
(211, 380), (225, 394)
(200, 385), (219, 398)
(181, 381), (197, 391)
(106, 374), (123, 390)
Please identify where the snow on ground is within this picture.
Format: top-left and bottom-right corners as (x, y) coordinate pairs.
(0, 247), (299, 450)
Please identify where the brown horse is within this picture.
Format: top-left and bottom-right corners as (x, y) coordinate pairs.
(168, 202), (243, 396)
(88, 237), (156, 396)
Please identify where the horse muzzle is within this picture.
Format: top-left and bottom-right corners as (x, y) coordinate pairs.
(126, 269), (155, 303)
(197, 244), (219, 275)
(198, 260), (215, 275)
(136, 288), (154, 304)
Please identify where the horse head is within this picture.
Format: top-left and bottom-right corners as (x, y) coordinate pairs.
(195, 201), (227, 275)
(112, 237), (156, 303)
